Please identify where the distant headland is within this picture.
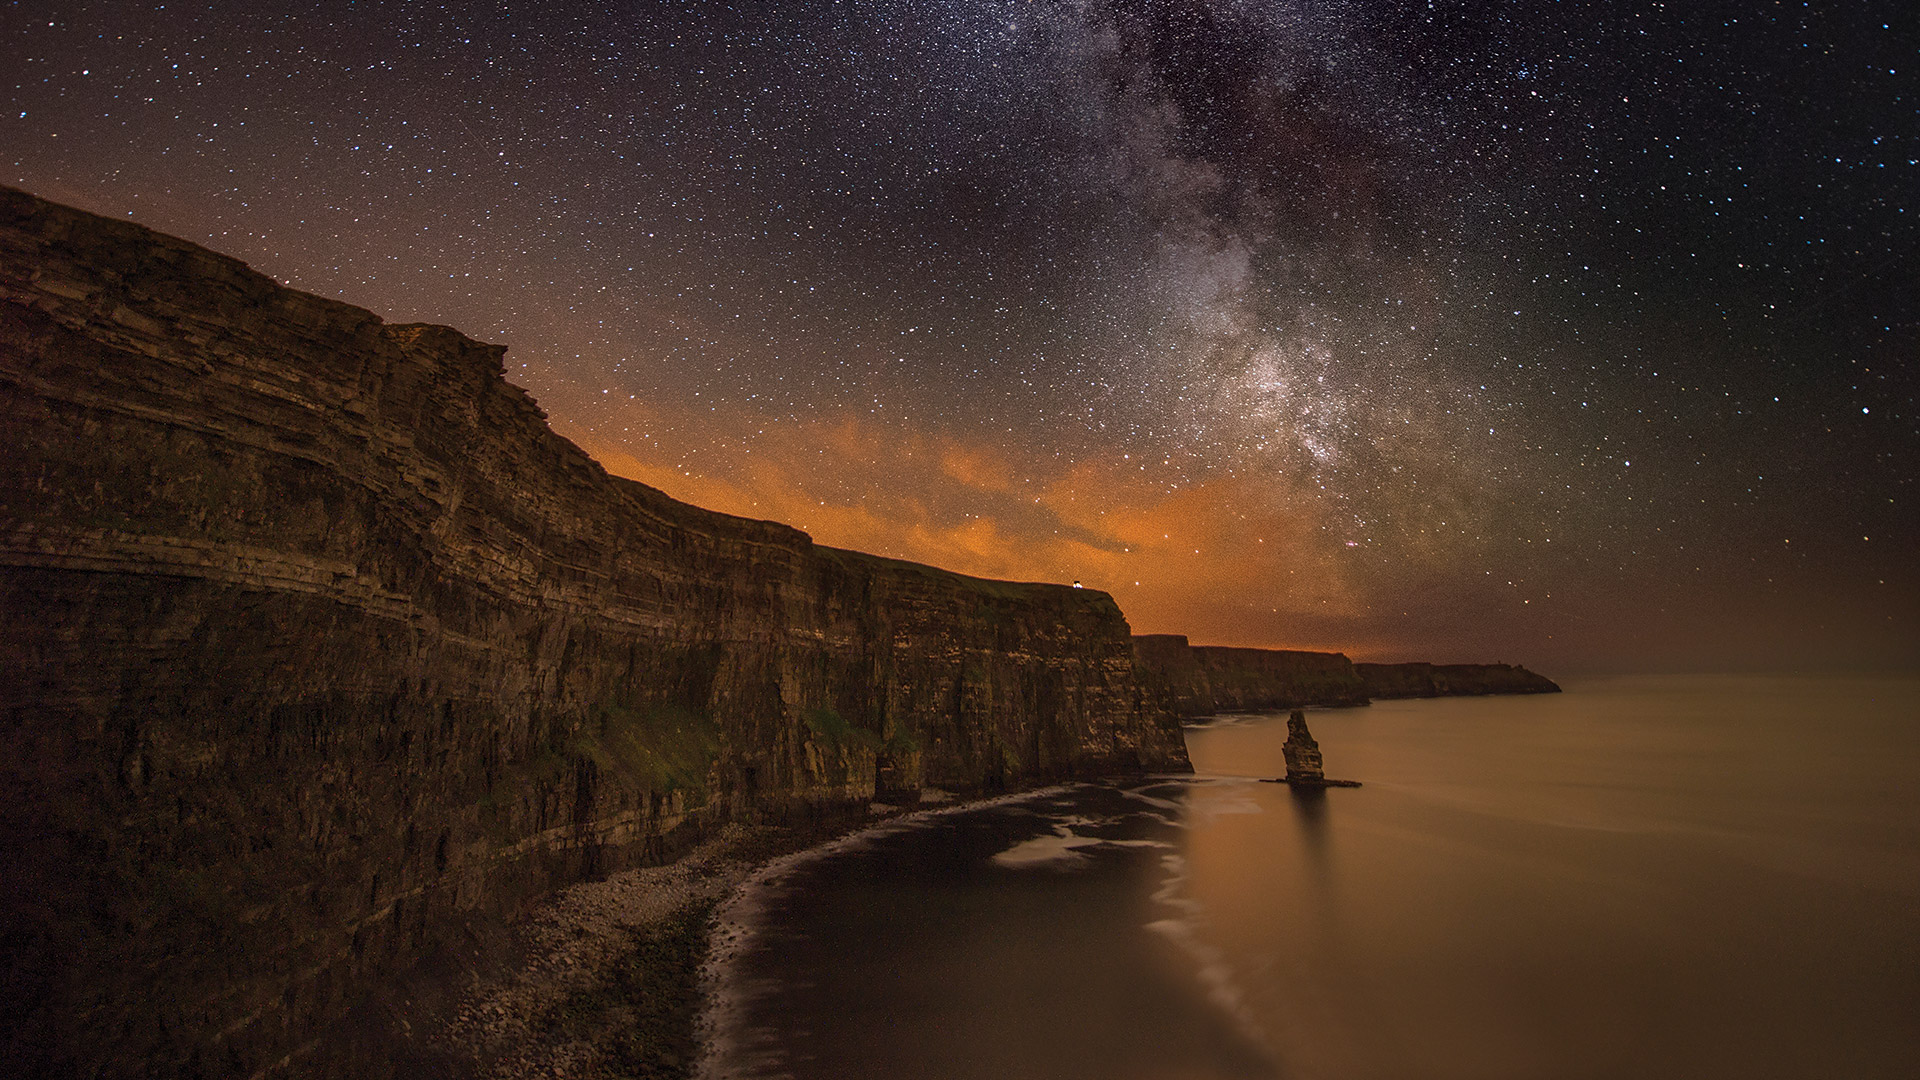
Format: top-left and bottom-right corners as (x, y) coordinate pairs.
(1132, 633), (1559, 720)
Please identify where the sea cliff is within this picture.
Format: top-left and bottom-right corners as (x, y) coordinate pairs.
(1355, 661), (1562, 698)
(0, 189), (1188, 1078)
(1132, 634), (1370, 716)
(1134, 635), (1559, 718)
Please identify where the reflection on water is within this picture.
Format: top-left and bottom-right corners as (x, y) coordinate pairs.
(699, 676), (1920, 1080)
(699, 782), (1281, 1080)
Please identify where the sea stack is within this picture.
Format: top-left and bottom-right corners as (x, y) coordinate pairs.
(1283, 709), (1325, 782)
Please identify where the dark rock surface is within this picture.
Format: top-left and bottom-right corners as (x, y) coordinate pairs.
(1130, 633), (1218, 717)
(1281, 709), (1324, 782)
(1355, 661), (1562, 698)
(1131, 634), (1369, 716)
(1136, 636), (1560, 718)
(0, 188), (1189, 1079)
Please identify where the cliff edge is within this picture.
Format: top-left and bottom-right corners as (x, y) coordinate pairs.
(0, 188), (1188, 1078)
(1132, 634), (1369, 716)
(1356, 662), (1562, 698)
(1135, 635), (1559, 717)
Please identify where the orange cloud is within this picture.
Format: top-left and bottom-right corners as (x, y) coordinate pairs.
(938, 441), (1018, 493)
(564, 406), (1377, 652)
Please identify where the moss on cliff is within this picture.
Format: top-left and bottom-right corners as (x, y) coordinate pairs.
(802, 706), (878, 752)
(577, 705), (720, 799)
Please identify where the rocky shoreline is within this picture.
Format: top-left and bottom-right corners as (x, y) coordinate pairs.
(426, 823), (770, 1080)
(1, 188), (1556, 1078)
(334, 813), (848, 1079)
(0, 187), (1185, 1078)
(411, 790), (1054, 1079)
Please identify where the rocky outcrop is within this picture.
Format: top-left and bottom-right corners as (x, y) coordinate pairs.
(0, 188), (1189, 1079)
(1355, 662), (1561, 698)
(1281, 710), (1324, 782)
(1132, 634), (1369, 717)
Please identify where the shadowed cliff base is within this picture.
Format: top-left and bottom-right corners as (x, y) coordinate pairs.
(0, 187), (1188, 1079)
(338, 815), (893, 1080)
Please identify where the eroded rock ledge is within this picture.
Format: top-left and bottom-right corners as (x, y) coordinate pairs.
(0, 188), (1188, 1078)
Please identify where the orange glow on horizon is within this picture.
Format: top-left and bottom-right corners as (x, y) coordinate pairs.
(567, 409), (1380, 654)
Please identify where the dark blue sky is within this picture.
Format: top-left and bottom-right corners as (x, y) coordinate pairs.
(7, 1), (1913, 671)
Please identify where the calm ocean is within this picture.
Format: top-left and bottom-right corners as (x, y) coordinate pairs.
(697, 676), (1920, 1079)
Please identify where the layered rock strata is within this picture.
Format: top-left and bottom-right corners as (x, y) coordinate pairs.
(1132, 634), (1369, 716)
(1281, 710), (1325, 782)
(0, 188), (1189, 1079)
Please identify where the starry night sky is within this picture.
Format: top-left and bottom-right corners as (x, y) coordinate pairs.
(7, 1), (1915, 673)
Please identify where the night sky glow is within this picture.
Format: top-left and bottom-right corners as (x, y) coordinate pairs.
(7, 1), (1914, 673)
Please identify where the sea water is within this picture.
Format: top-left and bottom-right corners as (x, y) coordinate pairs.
(697, 676), (1920, 1079)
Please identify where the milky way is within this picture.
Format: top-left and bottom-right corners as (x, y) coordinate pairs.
(7, 1), (1914, 671)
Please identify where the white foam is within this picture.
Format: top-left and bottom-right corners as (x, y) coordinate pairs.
(1117, 785), (1186, 813)
(991, 829), (1102, 868)
(1143, 851), (1276, 1059)
(989, 810), (1178, 868)
(695, 784), (1079, 1080)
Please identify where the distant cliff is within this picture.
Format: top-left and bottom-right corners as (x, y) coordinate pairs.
(1356, 662), (1561, 698)
(1133, 634), (1369, 716)
(0, 189), (1188, 1079)
(1134, 635), (1559, 717)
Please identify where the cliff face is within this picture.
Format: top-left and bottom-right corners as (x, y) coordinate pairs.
(1192, 644), (1371, 710)
(1134, 636), (1559, 717)
(0, 189), (1189, 1078)
(1355, 662), (1562, 698)
(1131, 635), (1370, 715)
(1130, 634), (1216, 717)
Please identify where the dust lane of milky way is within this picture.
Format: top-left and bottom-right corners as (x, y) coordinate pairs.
(6, 1), (1913, 673)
